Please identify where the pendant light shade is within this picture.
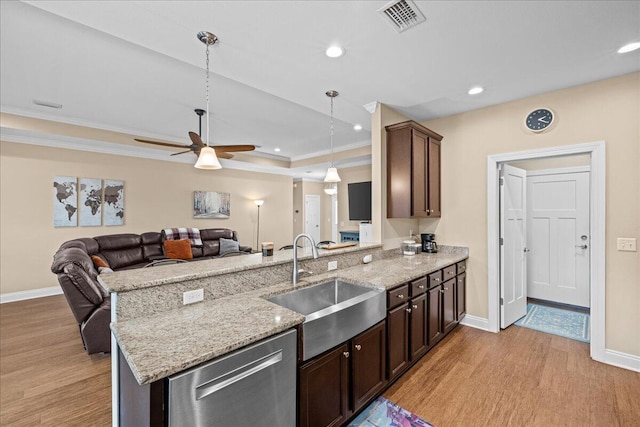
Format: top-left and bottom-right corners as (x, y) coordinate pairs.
(324, 90), (341, 183)
(324, 182), (337, 195)
(324, 167), (341, 183)
(194, 31), (222, 170)
(195, 146), (222, 169)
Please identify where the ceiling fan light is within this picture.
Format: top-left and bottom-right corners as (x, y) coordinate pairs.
(195, 146), (222, 169)
(324, 167), (341, 183)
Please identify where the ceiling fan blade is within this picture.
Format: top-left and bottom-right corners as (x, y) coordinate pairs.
(188, 131), (205, 147)
(212, 145), (256, 153)
(170, 150), (193, 156)
(215, 151), (234, 159)
(134, 138), (191, 149)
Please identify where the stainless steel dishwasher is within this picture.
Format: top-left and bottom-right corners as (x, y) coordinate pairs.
(167, 329), (296, 427)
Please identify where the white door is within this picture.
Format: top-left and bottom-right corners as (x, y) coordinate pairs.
(500, 164), (528, 328)
(304, 194), (321, 244)
(527, 170), (590, 307)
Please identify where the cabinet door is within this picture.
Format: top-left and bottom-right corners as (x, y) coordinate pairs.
(409, 293), (427, 361)
(387, 303), (410, 381)
(443, 278), (457, 334)
(411, 130), (428, 218)
(386, 127), (412, 218)
(352, 321), (387, 412)
(427, 138), (441, 217)
(427, 286), (443, 347)
(299, 343), (350, 427)
(457, 272), (466, 320)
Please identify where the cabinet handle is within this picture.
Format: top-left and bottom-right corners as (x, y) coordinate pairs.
(444, 287), (449, 291)
(397, 294), (404, 299)
(343, 351), (350, 358)
(440, 289), (445, 294)
(448, 271), (455, 276)
(412, 304), (418, 309)
(406, 308), (412, 313)
(435, 278), (440, 282)
(355, 344), (362, 351)
(418, 285), (424, 289)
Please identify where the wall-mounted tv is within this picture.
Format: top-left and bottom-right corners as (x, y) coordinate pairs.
(348, 181), (372, 222)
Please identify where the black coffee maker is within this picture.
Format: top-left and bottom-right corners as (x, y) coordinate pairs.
(421, 233), (438, 253)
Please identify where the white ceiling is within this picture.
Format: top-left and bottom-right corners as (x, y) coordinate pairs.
(1, 1), (639, 178)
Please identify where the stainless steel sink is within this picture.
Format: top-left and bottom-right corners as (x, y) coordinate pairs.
(267, 279), (385, 361)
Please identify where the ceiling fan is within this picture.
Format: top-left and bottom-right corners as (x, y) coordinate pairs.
(134, 109), (255, 159)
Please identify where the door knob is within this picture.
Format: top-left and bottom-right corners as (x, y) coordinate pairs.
(575, 244), (588, 249)
(523, 248), (530, 253)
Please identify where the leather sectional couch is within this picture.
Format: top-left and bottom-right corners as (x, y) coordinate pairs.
(51, 228), (251, 354)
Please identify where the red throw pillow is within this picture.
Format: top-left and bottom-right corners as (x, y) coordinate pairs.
(163, 240), (193, 260)
(91, 255), (110, 269)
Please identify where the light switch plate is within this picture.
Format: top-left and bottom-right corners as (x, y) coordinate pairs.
(617, 238), (637, 252)
(183, 289), (204, 305)
(328, 261), (338, 271)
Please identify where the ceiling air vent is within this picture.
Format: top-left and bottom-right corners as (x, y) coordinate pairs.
(378, 0), (426, 33)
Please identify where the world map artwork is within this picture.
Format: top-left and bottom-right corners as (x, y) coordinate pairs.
(80, 178), (102, 226)
(53, 176), (78, 227)
(104, 180), (124, 226)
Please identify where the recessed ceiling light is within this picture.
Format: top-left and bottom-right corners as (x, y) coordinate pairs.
(326, 45), (345, 58)
(618, 42), (640, 54)
(33, 99), (62, 109)
(274, 147), (281, 152)
(354, 124), (362, 131)
(468, 86), (484, 95)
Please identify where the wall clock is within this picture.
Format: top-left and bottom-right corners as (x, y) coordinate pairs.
(525, 108), (554, 132)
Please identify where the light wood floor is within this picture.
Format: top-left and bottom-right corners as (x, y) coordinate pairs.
(1, 295), (638, 426)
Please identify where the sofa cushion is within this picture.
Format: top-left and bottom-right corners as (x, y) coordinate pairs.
(201, 228), (235, 241)
(164, 240), (193, 260)
(219, 238), (240, 256)
(202, 240), (220, 257)
(94, 234), (141, 251)
(141, 232), (163, 260)
(91, 255), (110, 269)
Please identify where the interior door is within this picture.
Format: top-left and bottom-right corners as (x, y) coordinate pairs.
(527, 170), (590, 307)
(304, 194), (321, 245)
(500, 164), (528, 328)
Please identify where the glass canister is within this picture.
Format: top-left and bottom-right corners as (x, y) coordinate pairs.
(402, 240), (416, 256)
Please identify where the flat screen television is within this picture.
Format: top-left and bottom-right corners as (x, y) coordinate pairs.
(348, 181), (372, 221)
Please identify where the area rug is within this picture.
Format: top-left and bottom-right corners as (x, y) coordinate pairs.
(515, 303), (590, 343)
(348, 396), (434, 427)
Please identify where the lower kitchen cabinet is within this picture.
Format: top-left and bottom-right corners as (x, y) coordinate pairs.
(457, 272), (466, 320)
(409, 293), (427, 360)
(427, 285), (443, 346)
(387, 303), (409, 381)
(299, 343), (350, 427)
(443, 278), (457, 334)
(299, 321), (387, 427)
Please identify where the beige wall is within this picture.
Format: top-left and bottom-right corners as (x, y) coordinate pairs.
(337, 165), (372, 233)
(402, 73), (638, 356)
(293, 181), (303, 237)
(0, 141), (293, 294)
(511, 153), (590, 171)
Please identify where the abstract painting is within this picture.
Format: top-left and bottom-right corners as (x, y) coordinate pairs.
(79, 178), (103, 226)
(104, 179), (124, 225)
(194, 191), (230, 219)
(53, 176), (78, 227)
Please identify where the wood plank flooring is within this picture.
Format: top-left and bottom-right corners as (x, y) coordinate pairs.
(1, 295), (638, 426)
(384, 324), (640, 426)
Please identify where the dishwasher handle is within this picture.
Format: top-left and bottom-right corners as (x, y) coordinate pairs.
(195, 350), (283, 401)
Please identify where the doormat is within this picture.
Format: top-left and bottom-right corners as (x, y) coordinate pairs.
(515, 303), (590, 343)
(348, 396), (434, 427)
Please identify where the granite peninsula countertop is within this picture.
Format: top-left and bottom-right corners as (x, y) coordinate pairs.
(99, 242), (382, 293)
(112, 248), (468, 385)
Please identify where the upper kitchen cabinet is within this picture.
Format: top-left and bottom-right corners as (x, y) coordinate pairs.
(386, 121), (442, 218)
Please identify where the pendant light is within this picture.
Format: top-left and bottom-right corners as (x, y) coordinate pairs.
(194, 31), (222, 170)
(324, 90), (341, 183)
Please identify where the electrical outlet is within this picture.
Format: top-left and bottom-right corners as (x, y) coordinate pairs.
(183, 289), (204, 305)
(328, 261), (338, 271)
(617, 238), (637, 252)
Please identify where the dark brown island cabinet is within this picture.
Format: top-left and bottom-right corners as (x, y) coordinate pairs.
(299, 259), (467, 427)
(386, 120), (442, 219)
(299, 320), (386, 427)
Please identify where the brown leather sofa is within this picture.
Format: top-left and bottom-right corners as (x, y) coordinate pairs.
(51, 228), (251, 354)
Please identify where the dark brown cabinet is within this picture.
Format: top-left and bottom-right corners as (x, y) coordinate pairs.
(427, 285), (443, 347)
(387, 303), (409, 380)
(409, 293), (427, 360)
(299, 343), (350, 427)
(352, 321), (386, 412)
(386, 120), (443, 219)
(299, 321), (387, 427)
(443, 278), (457, 334)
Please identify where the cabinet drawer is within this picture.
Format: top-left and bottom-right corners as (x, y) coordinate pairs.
(428, 271), (442, 288)
(457, 260), (467, 274)
(410, 277), (427, 296)
(387, 285), (409, 309)
(443, 265), (457, 281)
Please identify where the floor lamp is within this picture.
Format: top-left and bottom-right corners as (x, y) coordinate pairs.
(254, 199), (264, 252)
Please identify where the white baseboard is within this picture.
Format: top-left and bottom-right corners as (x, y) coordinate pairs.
(0, 286), (63, 304)
(601, 348), (640, 372)
(459, 314), (490, 331)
